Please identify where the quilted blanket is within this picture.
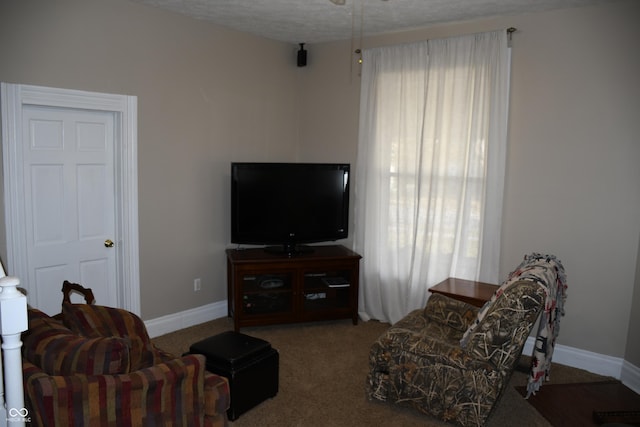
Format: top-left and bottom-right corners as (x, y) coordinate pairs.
(501, 253), (567, 396)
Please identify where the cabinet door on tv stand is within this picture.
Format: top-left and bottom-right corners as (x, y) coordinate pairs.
(302, 271), (349, 309)
(300, 262), (358, 322)
(237, 271), (295, 324)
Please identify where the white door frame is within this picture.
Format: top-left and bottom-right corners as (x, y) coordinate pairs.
(1, 83), (140, 315)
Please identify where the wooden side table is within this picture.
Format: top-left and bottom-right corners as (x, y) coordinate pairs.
(429, 277), (498, 307)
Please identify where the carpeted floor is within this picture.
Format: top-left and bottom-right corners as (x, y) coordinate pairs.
(152, 317), (612, 427)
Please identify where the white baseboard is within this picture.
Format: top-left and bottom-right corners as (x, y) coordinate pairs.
(524, 337), (640, 394)
(621, 358), (640, 394)
(145, 300), (228, 339)
(145, 303), (640, 395)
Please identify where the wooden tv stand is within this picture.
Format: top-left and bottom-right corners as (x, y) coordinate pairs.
(226, 245), (361, 331)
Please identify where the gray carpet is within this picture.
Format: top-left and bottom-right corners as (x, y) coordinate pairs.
(152, 317), (610, 426)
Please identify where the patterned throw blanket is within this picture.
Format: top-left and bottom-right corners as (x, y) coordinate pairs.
(500, 253), (568, 397)
(460, 253), (567, 396)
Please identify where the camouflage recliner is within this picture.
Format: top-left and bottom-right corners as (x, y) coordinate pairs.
(366, 254), (566, 427)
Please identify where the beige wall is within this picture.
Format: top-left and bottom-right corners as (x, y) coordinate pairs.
(298, 0), (640, 360)
(0, 0), (303, 319)
(1, 0), (639, 363)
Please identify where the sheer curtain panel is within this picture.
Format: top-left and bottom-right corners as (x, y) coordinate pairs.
(355, 30), (511, 324)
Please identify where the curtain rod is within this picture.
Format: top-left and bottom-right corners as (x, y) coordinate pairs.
(358, 27), (519, 55)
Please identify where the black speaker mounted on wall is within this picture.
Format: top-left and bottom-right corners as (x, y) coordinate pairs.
(297, 43), (307, 67)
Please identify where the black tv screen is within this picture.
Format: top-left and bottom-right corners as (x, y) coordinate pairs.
(231, 162), (350, 253)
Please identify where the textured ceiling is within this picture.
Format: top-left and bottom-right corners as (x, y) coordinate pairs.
(131, 0), (609, 44)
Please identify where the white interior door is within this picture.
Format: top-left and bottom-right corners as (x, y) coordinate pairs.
(22, 105), (117, 314)
(1, 83), (140, 316)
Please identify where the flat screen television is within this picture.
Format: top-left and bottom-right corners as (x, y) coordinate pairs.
(231, 162), (350, 254)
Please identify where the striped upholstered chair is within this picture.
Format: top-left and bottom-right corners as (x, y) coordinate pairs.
(22, 294), (230, 426)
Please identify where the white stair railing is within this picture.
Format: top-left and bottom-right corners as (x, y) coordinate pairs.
(0, 268), (28, 427)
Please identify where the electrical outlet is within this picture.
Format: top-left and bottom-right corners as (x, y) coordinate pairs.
(194, 278), (201, 292)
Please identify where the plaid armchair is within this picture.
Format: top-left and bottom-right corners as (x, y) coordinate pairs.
(22, 303), (230, 427)
(367, 254), (566, 427)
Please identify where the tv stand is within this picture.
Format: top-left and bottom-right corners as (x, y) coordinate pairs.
(226, 245), (361, 331)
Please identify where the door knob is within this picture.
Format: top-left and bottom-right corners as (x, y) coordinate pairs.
(104, 239), (114, 248)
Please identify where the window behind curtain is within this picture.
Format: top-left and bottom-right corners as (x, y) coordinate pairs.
(355, 30), (510, 324)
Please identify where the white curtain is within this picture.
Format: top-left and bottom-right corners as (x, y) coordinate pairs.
(355, 30), (511, 324)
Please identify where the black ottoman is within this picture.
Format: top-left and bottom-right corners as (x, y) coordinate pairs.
(189, 331), (279, 420)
